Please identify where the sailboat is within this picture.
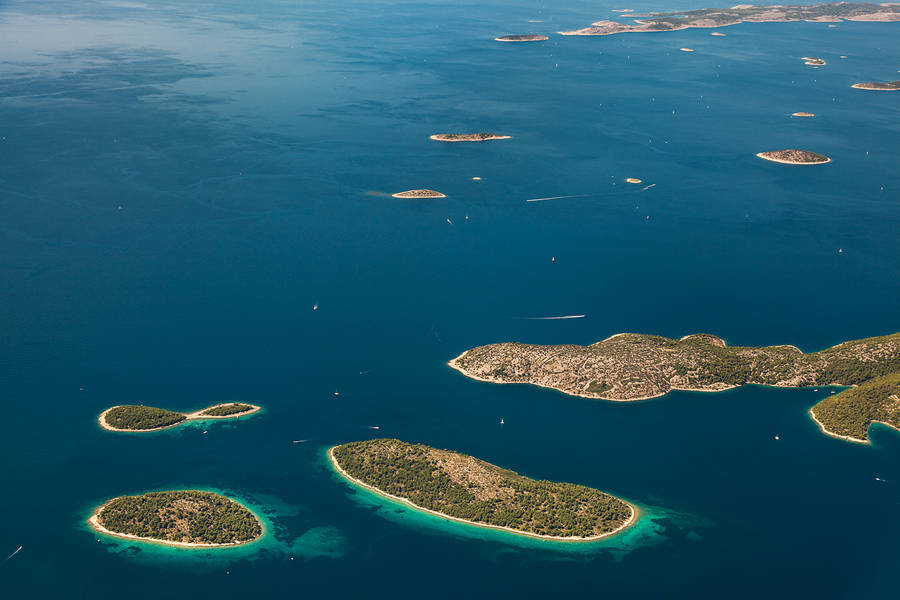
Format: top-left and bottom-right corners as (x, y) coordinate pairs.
(500, 417), (504, 425)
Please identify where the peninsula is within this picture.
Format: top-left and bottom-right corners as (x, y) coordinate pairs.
(89, 490), (263, 547)
(330, 439), (636, 540)
(810, 372), (900, 443)
(756, 149), (831, 164)
(391, 189), (446, 198)
(430, 133), (511, 142)
(98, 402), (260, 432)
(851, 81), (900, 90)
(495, 34), (548, 42)
(557, 3), (900, 36)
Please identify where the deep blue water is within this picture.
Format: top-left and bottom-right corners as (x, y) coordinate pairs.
(1, 0), (898, 597)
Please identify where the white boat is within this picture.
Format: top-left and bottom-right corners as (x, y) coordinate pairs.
(500, 417), (504, 425)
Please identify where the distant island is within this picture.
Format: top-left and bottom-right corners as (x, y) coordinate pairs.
(330, 439), (635, 540)
(802, 56), (826, 66)
(495, 34), (549, 42)
(98, 402), (260, 432)
(810, 372), (900, 443)
(430, 133), (511, 142)
(450, 332), (900, 442)
(791, 112), (816, 117)
(391, 189), (446, 198)
(756, 149), (831, 164)
(851, 81), (900, 90)
(89, 490), (262, 547)
(558, 3), (900, 36)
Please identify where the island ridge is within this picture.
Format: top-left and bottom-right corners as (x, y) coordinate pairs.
(330, 439), (636, 540)
(89, 490), (263, 547)
(99, 402), (260, 432)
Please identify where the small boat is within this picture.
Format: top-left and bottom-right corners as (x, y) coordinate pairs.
(500, 417), (505, 425)
(313, 303), (319, 311)
(368, 425), (380, 430)
(292, 439), (308, 444)
(333, 390), (340, 396)
(774, 435), (780, 441)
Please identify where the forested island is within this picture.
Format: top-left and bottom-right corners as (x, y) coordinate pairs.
(331, 439), (635, 540)
(756, 149), (831, 164)
(558, 3), (900, 36)
(810, 372), (900, 443)
(89, 490), (263, 547)
(99, 403), (261, 432)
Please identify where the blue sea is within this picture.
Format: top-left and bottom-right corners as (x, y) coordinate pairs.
(1, 0), (898, 597)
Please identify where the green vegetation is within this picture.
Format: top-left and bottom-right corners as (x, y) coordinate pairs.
(96, 491), (262, 545)
(811, 373), (900, 442)
(333, 439), (633, 539)
(103, 405), (185, 430)
(200, 403), (254, 417)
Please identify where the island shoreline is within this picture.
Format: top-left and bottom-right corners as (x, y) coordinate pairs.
(97, 403), (262, 433)
(87, 496), (265, 548)
(328, 446), (638, 543)
(448, 351), (848, 402)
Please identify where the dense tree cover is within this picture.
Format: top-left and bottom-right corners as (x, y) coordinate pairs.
(200, 403), (254, 417)
(97, 491), (261, 544)
(334, 439), (632, 538)
(811, 373), (900, 441)
(104, 405), (186, 430)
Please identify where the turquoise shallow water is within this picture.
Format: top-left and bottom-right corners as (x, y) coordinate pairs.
(1, 0), (899, 598)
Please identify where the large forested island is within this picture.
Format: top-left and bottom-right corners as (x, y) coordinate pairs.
(557, 3), (900, 36)
(810, 372), (900, 443)
(99, 402), (260, 432)
(89, 490), (263, 547)
(450, 332), (900, 441)
(330, 439), (635, 540)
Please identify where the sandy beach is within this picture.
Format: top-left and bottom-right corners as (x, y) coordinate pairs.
(328, 446), (638, 542)
(98, 403), (262, 433)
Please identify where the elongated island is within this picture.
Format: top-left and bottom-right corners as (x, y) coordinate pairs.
(756, 149), (831, 164)
(851, 81), (900, 90)
(495, 34), (548, 42)
(89, 490), (263, 547)
(330, 439), (636, 540)
(557, 3), (900, 36)
(98, 402), (261, 432)
(449, 332), (900, 442)
(391, 189), (446, 198)
(430, 133), (511, 142)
